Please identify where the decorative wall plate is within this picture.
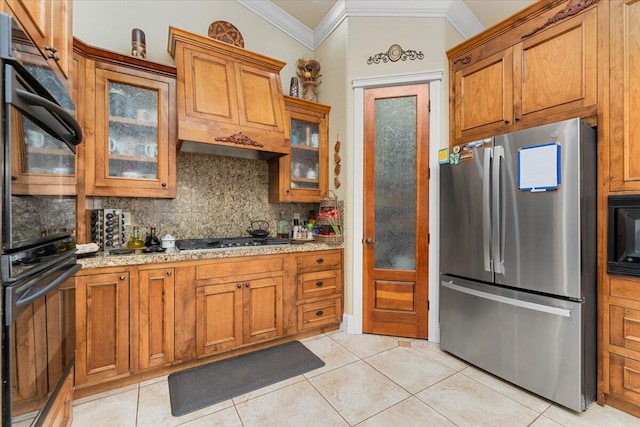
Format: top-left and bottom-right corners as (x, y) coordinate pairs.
(208, 21), (244, 48)
(388, 44), (402, 61)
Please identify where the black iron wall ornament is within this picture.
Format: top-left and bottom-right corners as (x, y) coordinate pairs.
(367, 44), (424, 65)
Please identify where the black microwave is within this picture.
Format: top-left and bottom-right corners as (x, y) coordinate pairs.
(608, 195), (640, 276)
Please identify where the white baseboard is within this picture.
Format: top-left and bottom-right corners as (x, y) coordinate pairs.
(340, 313), (362, 335)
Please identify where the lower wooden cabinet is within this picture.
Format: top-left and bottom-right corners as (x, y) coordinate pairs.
(75, 270), (130, 386)
(295, 250), (343, 331)
(74, 249), (342, 395)
(298, 298), (342, 331)
(195, 275), (283, 357)
(603, 275), (640, 417)
(137, 267), (175, 370)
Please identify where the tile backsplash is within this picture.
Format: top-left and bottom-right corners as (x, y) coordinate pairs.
(88, 152), (317, 241)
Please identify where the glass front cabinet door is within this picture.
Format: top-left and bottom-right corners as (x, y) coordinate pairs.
(86, 65), (176, 198)
(269, 96), (330, 202)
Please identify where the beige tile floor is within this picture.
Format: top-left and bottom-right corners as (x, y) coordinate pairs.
(71, 331), (640, 427)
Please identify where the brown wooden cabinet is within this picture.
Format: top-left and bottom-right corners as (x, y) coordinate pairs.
(136, 267), (175, 371)
(168, 26), (289, 157)
(295, 250), (343, 331)
(449, 0), (599, 145)
(4, 0), (72, 88)
(269, 96), (331, 202)
(75, 269), (130, 386)
(75, 250), (342, 396)
(609, 0), (640, 192)
(74, 39), (177, 198)
(602, 275), (640, 417)
(192, 257), (284, 357)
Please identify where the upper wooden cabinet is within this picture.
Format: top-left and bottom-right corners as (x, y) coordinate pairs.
(4, 0), (72, 87)
(269, 96), (331, 203)
(74, 39), (177, 198)
(449, 0), (601, 145)
(609, 0), (640, 192)
(168, 26), (289, 158)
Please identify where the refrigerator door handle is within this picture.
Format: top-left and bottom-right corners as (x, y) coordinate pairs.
(483, 147), (493, 272)
(493, 145), (505, 274)
(442, 281), (572, 317)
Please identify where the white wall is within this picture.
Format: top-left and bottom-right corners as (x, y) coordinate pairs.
(72, 0), (313, 87)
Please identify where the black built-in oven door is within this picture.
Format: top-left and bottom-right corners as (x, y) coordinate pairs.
(1, 12), (82, 254)
(2, 257), (78, 425)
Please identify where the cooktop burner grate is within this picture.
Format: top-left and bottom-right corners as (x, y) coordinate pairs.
(175, 237), (290, 252)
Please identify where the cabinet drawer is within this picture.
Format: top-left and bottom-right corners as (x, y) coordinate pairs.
(610, 304), (640, 353)
(610, 354), (640, 406)
(196, 257), (283, 280)
(298, 270), (341, 300)
(610, 277), (640, 303)
(297, 298), (342, 331)
(297, 250), (342, 272)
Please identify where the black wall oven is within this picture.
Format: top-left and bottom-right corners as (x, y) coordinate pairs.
(1, 12), (82, 426)
(608, 195), (640, 277)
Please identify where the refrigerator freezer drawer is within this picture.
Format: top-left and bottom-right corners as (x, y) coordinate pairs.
(440, 276), (594, 411)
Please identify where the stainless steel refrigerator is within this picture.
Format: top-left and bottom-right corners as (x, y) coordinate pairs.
(439, 118), (596, 411)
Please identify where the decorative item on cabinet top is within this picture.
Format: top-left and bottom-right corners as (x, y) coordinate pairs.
(296, 58), (321, 102)
(208, 21), (244, 47)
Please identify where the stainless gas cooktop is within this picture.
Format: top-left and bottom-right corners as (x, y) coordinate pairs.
(175, 237), (290, 252)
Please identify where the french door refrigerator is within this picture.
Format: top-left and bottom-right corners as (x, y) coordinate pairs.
(439, 118), (596, 411)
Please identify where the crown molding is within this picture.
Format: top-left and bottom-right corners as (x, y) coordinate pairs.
(237, 0), (484, 50)
(236, 0), (315, 49)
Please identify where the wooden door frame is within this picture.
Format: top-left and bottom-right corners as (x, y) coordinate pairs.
(347, 71), (443, 342)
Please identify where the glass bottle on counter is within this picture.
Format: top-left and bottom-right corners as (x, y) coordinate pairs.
(127, 225), (144, 248)
(145, 225), (161, 247)
(307, 210), (316, 226)
(277, 212), (290, 239)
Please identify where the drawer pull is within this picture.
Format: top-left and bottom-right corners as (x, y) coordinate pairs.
(315, 281), (324, 287)
(315, 310), (324, 317)
(316, 258), (324, 264)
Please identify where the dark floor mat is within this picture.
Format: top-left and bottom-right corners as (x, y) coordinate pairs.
(167, 340), (325, 417)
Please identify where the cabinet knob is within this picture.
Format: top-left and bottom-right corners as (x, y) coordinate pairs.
(119, 275), (125, 280)
(245, 283), (250, 288)
(514, 117), (521, 122)
(166, 271), (172, 276)
(504, 120), (510, 124)
(44, 46), (58, 53)
(162, 183), (167, 187)
(315, 281), (324, 287)
(316, 258), (324, 264)
(315, 310), (324, 317)
(237, 284), (242, 289)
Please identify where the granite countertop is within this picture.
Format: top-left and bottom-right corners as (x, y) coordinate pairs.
(77, 241), (343, 269)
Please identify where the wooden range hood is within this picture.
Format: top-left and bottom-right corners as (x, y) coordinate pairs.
(168, 26), (289, 160)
